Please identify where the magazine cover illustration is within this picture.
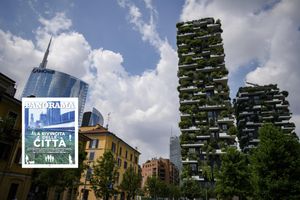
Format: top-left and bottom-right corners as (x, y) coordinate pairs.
(22, 98), (78, 168)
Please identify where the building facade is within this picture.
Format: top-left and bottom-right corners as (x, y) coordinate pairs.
(78, 124), (140, 200)
(0, 73), (32, 200)
(22, 39), (89, 125)
(81, 107), (104, 127)
(141, 158), (179, 188)
(234, 83), (296, 152)
(169, 136), (182, 172)
(176, 18), (237, 182)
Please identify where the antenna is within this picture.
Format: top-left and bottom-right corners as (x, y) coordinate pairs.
(39, 37), (52, 69)
(106, 112), (111, 130)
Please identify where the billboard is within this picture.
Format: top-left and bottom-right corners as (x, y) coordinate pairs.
(22, 97), (78, 168)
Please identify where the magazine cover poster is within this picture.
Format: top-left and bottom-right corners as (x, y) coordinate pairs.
(22, 97), (78, 168)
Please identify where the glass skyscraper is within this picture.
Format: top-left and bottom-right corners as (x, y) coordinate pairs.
(81, 107), (104, 126)
(22, 38), (89, 125)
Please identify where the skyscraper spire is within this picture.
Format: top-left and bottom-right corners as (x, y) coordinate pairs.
(39, 37), (52, 69)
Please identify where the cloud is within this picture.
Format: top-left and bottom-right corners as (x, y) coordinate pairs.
(0, 9), (179, 163)
(117, 0), (162, 49)
(180, 0), (300, 135)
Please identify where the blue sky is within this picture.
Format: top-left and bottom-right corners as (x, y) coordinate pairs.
(1, 0), (300, 162)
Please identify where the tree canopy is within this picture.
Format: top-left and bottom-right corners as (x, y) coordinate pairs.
(251, 124), (300, 200)
(90, 151), (118, 200)
(215, 147), (251, 200)
(119, 166), (141, 200)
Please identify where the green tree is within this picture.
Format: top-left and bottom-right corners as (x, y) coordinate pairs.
(119, 166), (141, 200)
(181, 178), (202, 199)
(90, 151), (118, 200)
(168, 184), (181, 200)
(215, 147), (251, 200)
(251, 124), (300, 200)
(145, 176), (161, 199)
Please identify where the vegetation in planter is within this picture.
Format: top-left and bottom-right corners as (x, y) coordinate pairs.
(198, 98), (206, 106)
(183, 56), (193, 65)
(179, 119), (192, 129)
(179, 105), (189, 113)
(228, 126), (238, 136)
(176, 22), (184, 28)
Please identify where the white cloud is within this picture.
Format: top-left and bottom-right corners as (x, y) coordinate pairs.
(0, 9), (179, 163)
(180, 0), (300, 135)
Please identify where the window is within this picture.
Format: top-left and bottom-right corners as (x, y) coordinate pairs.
(130, 154), (133, 161)
(135, 156), (138, 164)
(125, 150), (128, 159)
(118, 158), (122, 167)
(111, 142), (116, 153)
(89, 152), (95, 161)
(89, 139), (98, 149)
(222, 124), (228, 130)
(86, 167), (93, 181)
(124, 161), (127, 169)
(119, 147), (122, 156)
(14, 148), (21, 164)
(0, 143), (11, 160)
(7, 183), (19, 200)
(7, 111), (18, 129)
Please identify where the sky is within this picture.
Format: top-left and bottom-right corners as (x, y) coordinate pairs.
(1, 0), (300, 163)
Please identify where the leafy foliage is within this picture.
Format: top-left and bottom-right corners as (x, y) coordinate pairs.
(90, 151), (118, 200)
(215, 147), (251, 200)
(250, 124), (300, 200)
(181, 178), (203, 199)
(119, 166), (141, 200)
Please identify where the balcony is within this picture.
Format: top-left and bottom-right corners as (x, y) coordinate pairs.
(205, 85), (215, 90)
(182, 143), (204, 147)
(264, 99), (281, 104)
(179, 63), (197, 69)
(253, 105), (262, 109)
(199, 104), (226, 110)
(239, 111), (253, 116)
(194, 91), (206, 96)
(181, 52), (195, 57)
(181, 126), (200, 132)
(213, 76), (228, 83)
(179, 75), (190, 80)
(276, 104), (288, 108)
(196, 135), (210, 139)
(177, 32), (195, 37)
(209, 126), (219, 131)
(207, 23), (220, 28)
(180, 86), (198, 92)
(275, 120), (290, 125)
(182, 159), (198, 164)
(217, 117), (234, 123)
(278, 114), (292, 120)
(242, 128), (255, 132)
(191, 175), (205, 181)
(250, 139), (260, 143)
(180, 113), (191, 117)
(246, 121), (261, 126)
(210, 54), (225, 58)
(262, 116), (274, 120)
(219, 132), (235, 139)
(180, 99), (200, 104)
(209, 42), (223, 48)
(235, 96), (249, 101)
(196, 66), (214, 72)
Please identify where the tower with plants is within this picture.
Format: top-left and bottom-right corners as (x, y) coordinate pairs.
(176, 18), (237, 184)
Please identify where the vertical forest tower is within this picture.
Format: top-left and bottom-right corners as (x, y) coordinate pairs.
(176, 18), (237, 182)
